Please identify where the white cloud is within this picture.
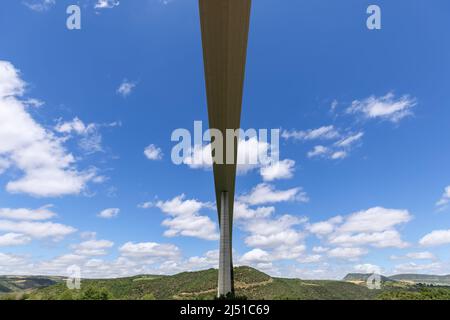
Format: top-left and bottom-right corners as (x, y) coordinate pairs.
(337, 207), (412, 234)
(238, 183), (308, 206)
(334, 132), (364, 148)
(282, 126), (339, 141)
(329, 230), (408, 249)
(23, 0), (55, 12)
(310, 207), (411, 249)
(330, 151), (347, 159)
(354, 263), (381, 274)
(119, 241), (180, 259)
(307, 216), (343, 236)
(182, 136), (275, 176)
(72, 239), (114, 256)
(0, 61), (96, 197)
(55, 117), (114, 155)
(307, 132), (363, 160)
(0, 206), (56, 220)
(184, 250), (219, 270)
(405, 251), (436, 260)
(98, 208), (120, 219)
(419, 229), (450, 247)
(55, 117), (90, 135)
(240, 248), (272, 264)
(95, 0), (120, 9)
(307, 145), (329, 158)
(156, 195), (218, 240)
(436, 186), (450, 210)
(327, 247), (367, 259)
(242, 215), (306, 250)
(116, 79), (135, 97)
(138, 201), (153, 209)
(144, 144), (163, 160)
(347, 92), (416, 122)
(394, 262), (442, 274)
(312, 246), (329, 253)
(0, 253), (27, 267)
(0, 233), (31, 246)
(234, 201), (274, 220)
(0, 220), (76, 240)
(260, 159), (295, 181)
(297, 254), (322, 264)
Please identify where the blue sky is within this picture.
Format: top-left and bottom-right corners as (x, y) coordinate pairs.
(1, 0), (450, 279)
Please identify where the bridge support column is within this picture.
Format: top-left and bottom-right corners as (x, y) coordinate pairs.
(218, 191), (232, 297)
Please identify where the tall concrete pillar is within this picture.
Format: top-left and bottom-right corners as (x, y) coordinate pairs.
(218, 191), (232, 296)
(199, 0), (252, 297)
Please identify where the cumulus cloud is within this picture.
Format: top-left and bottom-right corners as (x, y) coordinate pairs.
(238, 211), (307, 262)
(238, 183), (308, 206)
(334, 132), (364, 148)
(405, 251), (436, 260)
(234, 201), (274, 220)
(144, 144), (163, 160)
(307, 216), (343, 236)
(138, 201), (153, 209)
(116, 79), (136, 97)
(307, 145), (329, 158)
(98, 208), (120, 219)
(0, 61), (97, 197)
(0, 233), (32, 246)
(282, 126), (339, 141)
(55, 118), (106, 154)
(327, 247), (367, 259)
(72, 239), (114, 256)
(240, 248), (272, 264)
(0, 206), (56, 220)
(394, 262), (443, 274)
(243, 215), (306, 249)
(346, 92), (416, 122)
(419, 229), (450, 247)
(354, 263), (381, 274)
(297, 254), (322, 264)
(309, 207), (411, 252)
(95, 0), (120, 9)
(260, 159), (295, 181)
(23, 0), (55, 12)
(0, 253), (27, 268)
(0, 220), (76, 240)
(307, 132), (363, 160)
(182, 136), (290, 179)
(119, 241), (180, 259)
(436, 186), (450, 210)
(156, 195), (218, 240)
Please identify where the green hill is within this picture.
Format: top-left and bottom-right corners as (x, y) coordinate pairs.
(2, 267), (450, 300)
(23, 267), (379, 300)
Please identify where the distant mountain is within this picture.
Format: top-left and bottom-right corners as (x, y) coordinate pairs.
(343, 272), (450, 286)
(389, 274), (450, 285)
(0, 276), (63, 294)
(343, 273), (393, 283)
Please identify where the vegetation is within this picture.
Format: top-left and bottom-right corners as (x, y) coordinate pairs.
(1, 267), (449, 300)
(377, 284), (450, 300)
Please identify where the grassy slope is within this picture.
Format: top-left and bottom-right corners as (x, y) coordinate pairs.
(27, 267), (378, 300)
(2, 267), (449, 300)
